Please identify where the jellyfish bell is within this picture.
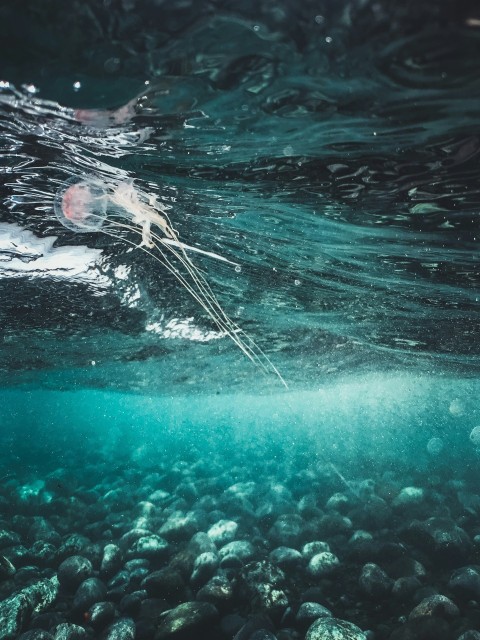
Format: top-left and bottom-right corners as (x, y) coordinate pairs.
(54, 176), (108, 233)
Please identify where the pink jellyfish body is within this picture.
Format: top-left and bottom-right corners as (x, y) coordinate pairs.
(54, 177), (108, 232)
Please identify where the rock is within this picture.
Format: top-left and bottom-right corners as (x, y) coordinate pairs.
(307, 552), (340, 577)
(268, 515), (304, 547)
(0, 576), (59, 640)
(57, 556), (93, 591)
(458, 632), (480, 640)
(104, 618), (136, 640)
(325, 493), (351, 513)
(142, 568), (185, 602)
(86, 601), (116, 630)
(392, 577), (422, 601)
(448, 566), (480, 600)
(358, 563), (393, 598)
(100, 544), (123, 578)
(219, 540), (255, 563)
(52, 623), (86, 640)
(196, 574), (234, 607)
(154, 601), (218, 639)
(393, 487), (425, 508)
(72, 577), (107, 613)
(402, 517), (472, 565)
(305, 616), (367, 640)
(127, 534), (169, 562)
(232, 615), (275, 640)
(408, 594), (459, 619)
(159, 511), (201, 542)
(207, 520), (239, 546)
(239, 562), (288, 618)
(296, 602), (332, 630)
(269, 547), (303, 570)
(302, 542), (331, 560)
(191, 552), (219, 586)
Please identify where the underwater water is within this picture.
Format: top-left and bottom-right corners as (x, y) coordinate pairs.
(0, 1), (479, 639)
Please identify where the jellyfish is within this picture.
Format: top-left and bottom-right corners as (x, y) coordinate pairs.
(54, 176), (287, 388)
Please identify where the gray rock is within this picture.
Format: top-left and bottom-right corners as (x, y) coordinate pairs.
(403, 517), (472, 565)
(305, 616), (367, 640)
(240, 562), (288, 617)
(73, 577), (107, 613)
(448, 565), (480, 600)
(218, 540), (255, 562)
(268, 515), (304, 547)
(100, 544), (123, 578)
(408, 594), (459, 619)
(458, 632), (480, 640)
(191, 552), (219, 586)
(196, 574), (234, 606)
(0, 577), (59, 640)
(302, 541), (330, 560)
(58, 556), (93, 591)
(154, 601), (218, 639)
(358, 563), (392, 598)
(307, 552), (340, 577)
(392, 487), (425, 507)
(207, 520), (238, 546)
(87, 601), (116, 630)
(104, 618), (136, 640)
(127, 534), (169, 561)
(159, 511), (201, 541)
(269, 547), (303, 569)
(53, 623), (86, 640)
(296, 602), (332, 629)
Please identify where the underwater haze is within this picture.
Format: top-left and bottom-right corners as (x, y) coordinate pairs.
(0, 1), (479, 639)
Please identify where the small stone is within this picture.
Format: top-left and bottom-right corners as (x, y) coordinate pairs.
(408, 594), (459, 619)
(307, 552), (340, 577)
(197, 574), (234, 606)
(302, 542), (330, 560)
(358, 563), (392, 598)
(154, 601), (218, 639)
(269, 547), (303, 569)
(73, 577), (107, 613)
(104, 618), (136, 640)
(448, 566), (480, 600)
(218, 540), (255, 562)
(127, 535), (169, 562)
(86, 601), (116, 630)
(458, 632), (480, 640)
(191, 552), (219, 586)
(296, 602), (332, 629)
(53, 623), (86, 640)
(159, 511), (201, 542)
(305, 616), (367, 640)
(100, 544), (123, 578)
(58, 556), (93, 591)
(393, 487), (425, 507)
(207, 520), (238, 546)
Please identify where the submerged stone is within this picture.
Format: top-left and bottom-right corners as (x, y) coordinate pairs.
(305, 617), (367, 640)
(154, 601), (218, 639)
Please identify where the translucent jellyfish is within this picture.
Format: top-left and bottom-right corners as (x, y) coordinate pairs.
(54, 177), (107, 232)
(54, 176), (287, 387)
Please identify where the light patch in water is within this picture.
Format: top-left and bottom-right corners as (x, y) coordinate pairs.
(146, 317), (221, 342)
(0, 223), (108, 286)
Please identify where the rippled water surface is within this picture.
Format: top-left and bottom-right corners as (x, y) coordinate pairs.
(0, 0), (479, 393)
